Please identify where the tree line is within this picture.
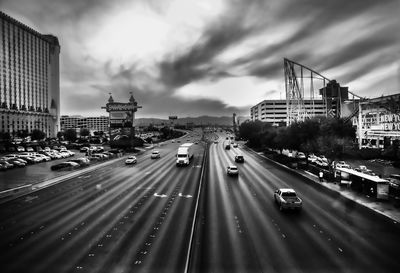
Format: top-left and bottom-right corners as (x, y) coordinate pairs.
(238, 117), (356, 160)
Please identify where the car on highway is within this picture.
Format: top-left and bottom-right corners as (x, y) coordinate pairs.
(125, 156), (137, 165)
(151, 150), (161, 159)
(214, 140), (218, 144)
(50, 161), (80, 171)
(274, 188), (302, 211)
(232, 143), (238, 148)
(234, 155), (244, 163)
(226, 165), (239, 176)
(66, 157), (90, 166)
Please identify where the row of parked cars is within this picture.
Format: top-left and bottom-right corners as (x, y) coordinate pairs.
(0, 147), (76, 171)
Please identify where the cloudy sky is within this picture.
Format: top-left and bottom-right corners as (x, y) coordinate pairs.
(2, 0), (399, 118)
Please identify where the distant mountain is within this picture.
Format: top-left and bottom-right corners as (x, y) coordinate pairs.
(135, 116), (250, 126)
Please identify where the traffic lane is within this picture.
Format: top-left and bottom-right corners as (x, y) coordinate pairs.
(132, 150), (205, 273)
(228, 146), (400, 272)
(194, 143), (265, 273)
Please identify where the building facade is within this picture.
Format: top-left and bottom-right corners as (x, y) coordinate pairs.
(250, 99), (327, 126)
(0, 11), (60, 138)
(353, 93), (400, 149)
(60, 115), (109, 132)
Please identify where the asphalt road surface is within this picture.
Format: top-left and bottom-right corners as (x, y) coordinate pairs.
(0, 138), (205, 273)
(190, 133), (400, 273)
(1, 131), (400, 273)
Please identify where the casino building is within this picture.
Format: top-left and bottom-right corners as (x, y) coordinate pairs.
(354, 93), (400, 149)
(0, 11), (60, 138)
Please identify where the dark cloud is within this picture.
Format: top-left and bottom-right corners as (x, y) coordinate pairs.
(2, 0), (399, 118)
(157, 0), (271, 88)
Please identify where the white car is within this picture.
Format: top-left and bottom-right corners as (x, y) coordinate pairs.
(335, 161), (350, 169)
(296, 152), (306, 159)
(151, 151), (161, 159)
(226, 165), (239, 176)
(274, 188), (302, 211)
(125, 156), (137, 165)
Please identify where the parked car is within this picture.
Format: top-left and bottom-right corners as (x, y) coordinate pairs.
(307, 154), (318, 163)
(80, 147), (89, 153)
(2, 154), (19, 160)
(151, 151), (161, 159)
(227, 165), (239, 176)
(5, 158), (26, 167)
(296, 152), (306, 159)
(335, 161), (350, 169)
(0, 160), (14, 169)
(274, 188), (303, 211)
(26, 147), (35, 152)
(17, 146), (25, 152)
(125, 156), (137, 165)
(0, 163), (7, 171)
(88, 154), (103, 161)
(50, 161), (80, 170)
(17, 152), (35, 159)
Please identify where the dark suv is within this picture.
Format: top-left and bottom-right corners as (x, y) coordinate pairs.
(235, 155), (244, 163)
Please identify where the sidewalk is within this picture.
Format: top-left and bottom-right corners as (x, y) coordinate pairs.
(250, 149), (400, 223)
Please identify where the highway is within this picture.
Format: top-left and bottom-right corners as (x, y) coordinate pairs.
(1, 131), (400, 273)
(190, 133), (400, 273)
(0, 134), (205, 273)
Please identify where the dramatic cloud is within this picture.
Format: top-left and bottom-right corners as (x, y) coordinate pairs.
(2, 0), (399, 118)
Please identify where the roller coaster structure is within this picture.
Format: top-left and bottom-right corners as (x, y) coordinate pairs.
(284, 58), (362, 126)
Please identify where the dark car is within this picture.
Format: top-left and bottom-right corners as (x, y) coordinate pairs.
(66, 158), (90, 166)
(50, 162), (79, 171)
(235, 155), (244, 163)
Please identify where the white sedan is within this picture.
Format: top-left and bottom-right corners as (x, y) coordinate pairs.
(226, 165), (239, 176)
(125, 156), (137, 165)
(151, 151), (161, 159)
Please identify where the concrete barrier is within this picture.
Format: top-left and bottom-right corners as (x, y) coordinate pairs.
(0, 184), (32, 199)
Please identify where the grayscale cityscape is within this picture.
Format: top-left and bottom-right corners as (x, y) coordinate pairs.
(1, 1), (400, 272)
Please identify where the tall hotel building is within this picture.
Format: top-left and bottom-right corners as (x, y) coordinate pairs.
(0, 11), (60, 138)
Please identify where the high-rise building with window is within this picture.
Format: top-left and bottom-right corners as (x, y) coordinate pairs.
(60, 115), (109, 132)
(250, 99), (327, 126)
(0, 11), (60, 138)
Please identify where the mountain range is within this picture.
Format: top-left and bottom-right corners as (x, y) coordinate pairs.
(135, 116), (250, 127)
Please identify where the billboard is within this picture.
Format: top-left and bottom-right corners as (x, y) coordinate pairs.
(109, 111), (134, 128)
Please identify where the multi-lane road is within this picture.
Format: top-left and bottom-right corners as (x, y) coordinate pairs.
(0, 131), (400, 273)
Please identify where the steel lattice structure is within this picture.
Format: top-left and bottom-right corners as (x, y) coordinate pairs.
(284, 58), (330, 125)
(284, 58), (362, 126)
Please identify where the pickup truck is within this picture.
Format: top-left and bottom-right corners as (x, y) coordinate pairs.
(274, 188), (302, 211)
